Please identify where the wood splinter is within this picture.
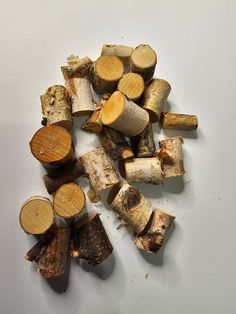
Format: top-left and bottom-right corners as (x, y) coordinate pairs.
(118, 73), (145, 102)
(41, 85), (73, 129)
(134, 209), (175, 252)
(61, 55), (93, 80)
(101, 44), (133, 72)
(160, 112), (198, 131)
(71, 213), (113, 265)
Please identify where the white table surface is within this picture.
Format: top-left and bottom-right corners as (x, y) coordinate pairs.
(0, 1), (235, 313)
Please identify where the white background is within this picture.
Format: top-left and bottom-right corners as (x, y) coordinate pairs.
(0, 0), (235, 313)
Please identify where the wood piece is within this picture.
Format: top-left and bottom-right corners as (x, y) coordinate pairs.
(71, 213), (113, 265)
(110, 183), (153, 234)
(130, 122), (156, 157)
(61, 55), (93, 80)
(159, 136), (185, 178)
(100, 126), (134, 160)
(43, 159), (84, 195)
(101, 44), (133, 72)
(38, 227), (71, 278)
(30, 126), (74, 167)
(118, 73), (145, 101)
(41, 85), (73, 129)
(80, 147), (119, 192)
(19, 197), (54, 235)
(66, 78), (94, 116)
(53, 183), (85, 219)
(142, 79), (171, 123)
(87, 185), (101, 203)
(91, 55), (124, 94)
(124, 157), (162, 184)
(160, 112), (198, 130)
(101, 91), (149, 136)
(131, 44), (157, 81)
(134, 209), (175, 252)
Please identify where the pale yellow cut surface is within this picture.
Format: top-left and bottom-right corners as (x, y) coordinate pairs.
(118, 73), (144, 100)
(101, 91), (125, 125)
(96, 55), (124, 81)
(131, 45), (157, 69)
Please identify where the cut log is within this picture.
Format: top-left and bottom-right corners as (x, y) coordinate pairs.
(130, 122), (156, 157)
(159, 136), (185, 178)
(19, 197), (54, 235)
(142, 79), (171, 123)
(91, 55), (124, 94)
(30, 126), (74, 167)
(131, 44), (157, 81)
(101, 91), (149, 136)
(66, 78), (94, 116)
(71, 213), (113, 265)
(124, 157), (162, 184)
(109, 183), (153, 234)
(41, 85), (73, 129)
(117, 73), (145, 101)
(43, 159), (84, 195)
(38, 227), (71, 278)
(61, 55), (93, 80)
(160, 112), (198, 131)
(101, 44), (133, 72)
(134, 209), (175, 252)
(53, 183), (85, 219)
(100, 126), (134, 160)
(80, 147), (119, 192)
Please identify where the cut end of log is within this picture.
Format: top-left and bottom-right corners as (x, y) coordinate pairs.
(19, 197), (54, 235)
(131, 44), (157, 70)
(118, 73), (145, 101)
(101, 91), (125, 125)
(95, 55), (124, 81)
(53, 183), (85, 219)
(30, 126), (73, 165)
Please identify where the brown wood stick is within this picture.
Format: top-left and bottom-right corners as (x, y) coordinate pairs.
(130, 123), (156, 157)
(160, 112), (198, 130)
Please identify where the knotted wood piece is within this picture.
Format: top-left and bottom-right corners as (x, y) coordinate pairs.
(160, 112), (198, 131)
(61, 55), (93, 80)
(134, 209), (175, 252)
(71, 213), (113, 266)
(101, 44), (133, 72)
(117, 73), (145, 101)
(41, 85), (73, 129)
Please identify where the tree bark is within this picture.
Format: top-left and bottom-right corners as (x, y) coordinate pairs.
(117, 73), (145, 101)
(61, 55), (93, 80)
(160, 112), (198, 130)
(101, 44), (133, 72)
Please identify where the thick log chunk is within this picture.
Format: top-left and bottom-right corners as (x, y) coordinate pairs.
(118, 73), (145, 101)
(160, 112), (198, 130)
(61, 55), (93, 80)
(101, 44), (133, 72)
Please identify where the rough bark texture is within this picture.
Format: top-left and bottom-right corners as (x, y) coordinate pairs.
(43, 159), (84, 195)
(71, 213), (113, 265)
(142, 79), (171, 123)
(100, 126), (134, 160)
(101, 44), (133, 72)
(124, 157), (163, 184)
(117, 73), (145, 101)
(160, 112), (198, 130)
(61, 55), (93, 80)
(80, 147), (120, 192)
(130, 122), (156, 157)
(41, 85), (73, 129)
(159, 136), (185, 178)
(110, 183), (153, 234)
(134, 209), (175, 252)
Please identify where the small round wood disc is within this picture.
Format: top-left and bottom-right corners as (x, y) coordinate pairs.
(131, 44), (157, 70)
(53, 183), (85, 218)
(19, 197), (54, 234)
(95, 55), (124, 81)
(118, 73), (145, 100)
(30, 126), (73, 164)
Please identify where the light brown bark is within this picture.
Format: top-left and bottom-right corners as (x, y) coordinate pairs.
(160, 112), (198, 130)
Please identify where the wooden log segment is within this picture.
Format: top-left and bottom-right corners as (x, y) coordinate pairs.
(41, 85), (73, 129)
(100, 126), (134, 161)
(134, 208), (175, 252)
(53, 183), (85, 219)
(109, 183), (153, 234)
(19, 197), (54, 235)
(101, 44), (133, 72)
(43, 159), (84, 195)
(30, 126), (74, 167)
(160, 112), (198, 131)
(91, 55), (124, 94)
(80, 147), (119, 192)
(159, 136), (185, 178)
(117, 73), (145, 101)
(71, 213), (113, 265)
(101, 91), (149, 136)
(130, 122), (156, 157)
(142, 79), (171, 123)
(61, 55), (93, 80)
(124, 157), (163, 184)
(130, 44), (157, 81)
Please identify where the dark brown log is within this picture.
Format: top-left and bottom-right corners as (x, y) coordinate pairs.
(130, 123), (156, 157)
(43, 159), (84, 194)
(71, 213), (113, 265)
(100, 126), (134, 161)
